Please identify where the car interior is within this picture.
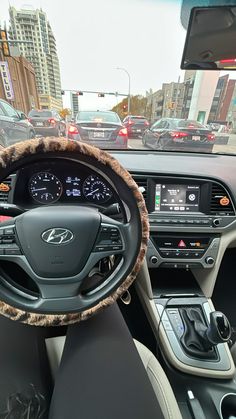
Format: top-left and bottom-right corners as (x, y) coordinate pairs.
(1, 1), (236, 418)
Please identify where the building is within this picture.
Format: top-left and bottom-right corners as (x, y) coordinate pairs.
(188, 71), (220, 124)
(147, 89), (163, 122)
(147, 81), (185, 122)
(161, 81), (185, 119)
(0, 45), (39, 114)
(181, 71), (195, 119)
(226, 84), (236, 130)
(208, 75), (229, 122)
(217, 79), (236, 122)
(9, 6), (62, 111)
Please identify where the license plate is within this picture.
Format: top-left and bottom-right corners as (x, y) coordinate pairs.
(94, 132), (104, 138)
(36, 122), (44, 126)
(192, 135), (200, 141)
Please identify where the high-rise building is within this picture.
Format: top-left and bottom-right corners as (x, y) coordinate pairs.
(9, 6), (62, 111)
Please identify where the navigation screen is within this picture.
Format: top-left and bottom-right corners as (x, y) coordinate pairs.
(155, 184), (200, 212)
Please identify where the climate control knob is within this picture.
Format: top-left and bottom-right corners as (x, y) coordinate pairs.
(205, 257), (215, 265)
(150, 256), (158, 265)
(213, 219), (221, 227)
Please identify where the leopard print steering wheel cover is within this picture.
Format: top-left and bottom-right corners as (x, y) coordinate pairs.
(0, 138), (149, 326)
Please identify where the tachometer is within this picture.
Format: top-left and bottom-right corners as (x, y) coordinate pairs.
(29, 172), (62, 204)
(83, 175), (113, 203)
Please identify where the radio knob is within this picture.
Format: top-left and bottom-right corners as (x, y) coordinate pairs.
(150, 256), (158, 264)
(213, 219), (220, 227)
(205, 257), (215, 265)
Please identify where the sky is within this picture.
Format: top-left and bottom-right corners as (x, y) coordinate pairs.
(0, 0), (188, 110)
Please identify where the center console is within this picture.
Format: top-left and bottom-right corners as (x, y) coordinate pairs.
(134, 175), (236, 417)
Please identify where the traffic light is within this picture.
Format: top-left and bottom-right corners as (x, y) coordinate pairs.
(61, 90), (65, 95)
(0, 29), (10, 57)
(98, 93), (105, 97)
(76, 91), (83, 96)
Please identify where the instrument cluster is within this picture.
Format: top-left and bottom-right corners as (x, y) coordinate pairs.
(14, 160), (115, 208)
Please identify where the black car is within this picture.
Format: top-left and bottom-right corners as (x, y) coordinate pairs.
(68, 110), (128, 149)
(142, 118), (215, 151)
(28, 109), (66, 137)
(123, 115), (149, 138)
(0, 99), (35, 147)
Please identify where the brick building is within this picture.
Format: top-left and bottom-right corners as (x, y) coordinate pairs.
(0, 47), (39, 114)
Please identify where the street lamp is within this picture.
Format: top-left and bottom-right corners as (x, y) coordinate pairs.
(116, 67), (131, 114)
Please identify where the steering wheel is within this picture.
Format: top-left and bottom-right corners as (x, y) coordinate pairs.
(0, 138), (149, 326)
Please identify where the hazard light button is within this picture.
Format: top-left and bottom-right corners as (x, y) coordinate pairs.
(178, 240), (186, 248)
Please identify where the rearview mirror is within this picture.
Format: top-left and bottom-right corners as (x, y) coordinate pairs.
(181, 6), (236, 70)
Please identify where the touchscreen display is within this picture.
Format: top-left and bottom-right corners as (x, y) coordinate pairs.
(155, 184), (200, 212)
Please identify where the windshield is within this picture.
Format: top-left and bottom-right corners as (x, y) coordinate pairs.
(0, 0), (235, 155)
(76, 111), (121, 123)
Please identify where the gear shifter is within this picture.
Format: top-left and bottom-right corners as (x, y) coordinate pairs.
(206, 311), (231, 345)
(179, 308), (231, 359)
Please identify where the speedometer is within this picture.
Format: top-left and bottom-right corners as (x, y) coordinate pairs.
(83, 175), (113, 203)
(29, 172), (62, 204)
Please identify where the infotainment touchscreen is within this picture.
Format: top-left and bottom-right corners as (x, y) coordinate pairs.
(155, 184), (200, 212)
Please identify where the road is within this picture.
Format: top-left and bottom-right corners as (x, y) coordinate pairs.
(128, 133), (236, 154)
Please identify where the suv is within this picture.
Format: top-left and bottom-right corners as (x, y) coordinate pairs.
(28, 109), (66, 137)
(0, 99), (35, 147)
(123, 115), (149, 138)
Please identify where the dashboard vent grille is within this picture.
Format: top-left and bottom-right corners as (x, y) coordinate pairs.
(132, 175), (147, 203)
(0, 177), (12, 203)
(210, 183), (235, 215)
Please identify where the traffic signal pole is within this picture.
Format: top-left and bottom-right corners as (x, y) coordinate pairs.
(61, 89), (127, 97)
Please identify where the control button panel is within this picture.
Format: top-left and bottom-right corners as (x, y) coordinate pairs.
(147, 235), (220, 269)
(0, 226), (22, 255)
(94, 224), (123, 252)
(148, 216), (235, 228)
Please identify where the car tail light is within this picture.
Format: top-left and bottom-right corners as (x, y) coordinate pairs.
(68, 125), (79, 135)
(128, 120), (134, 125)
(118, 127), (128, 136)
(170, 131), (188, 139)
(144, 121), (149, 126)
(48, 118), (56, 125)
(28, 118), (32, 123)
(207, 133), (215, 141)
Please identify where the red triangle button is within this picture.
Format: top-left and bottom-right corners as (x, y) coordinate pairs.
(178, 240), (186, 248)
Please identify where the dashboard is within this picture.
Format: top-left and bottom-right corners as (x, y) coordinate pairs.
(0, 150), (236, 298)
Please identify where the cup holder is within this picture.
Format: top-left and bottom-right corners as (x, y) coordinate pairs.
(220, 393), (236, 419)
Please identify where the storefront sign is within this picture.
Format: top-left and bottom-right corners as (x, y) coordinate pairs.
(0, 61), (14, 100)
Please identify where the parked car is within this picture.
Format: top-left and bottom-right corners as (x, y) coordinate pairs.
(28, 109), (66, 137)
(123, 115), (149, 138)
(0, 99), (35, 147)
(68, 110), (128, 149)
(142, 118), (215, 151)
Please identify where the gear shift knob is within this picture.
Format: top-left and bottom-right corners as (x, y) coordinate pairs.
(206, 311), (231, 345)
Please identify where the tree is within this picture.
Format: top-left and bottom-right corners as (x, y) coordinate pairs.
(59, 108), (71, 120)
(111, 95), (150, 120)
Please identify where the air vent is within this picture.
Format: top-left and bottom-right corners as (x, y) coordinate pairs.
(0, 177), (12, 203)
(132, 175), (147, 203)
(210, 183), (235, 215)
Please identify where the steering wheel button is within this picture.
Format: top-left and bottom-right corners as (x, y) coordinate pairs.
(5, 248), (21, 255)
(111, 245), (122, 251)
(2, 238), (14, 244)
(95, 245), (109, 252)
(4, 228), (14, 235)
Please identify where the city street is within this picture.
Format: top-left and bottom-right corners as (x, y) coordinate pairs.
(128, 134), (236, 154)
